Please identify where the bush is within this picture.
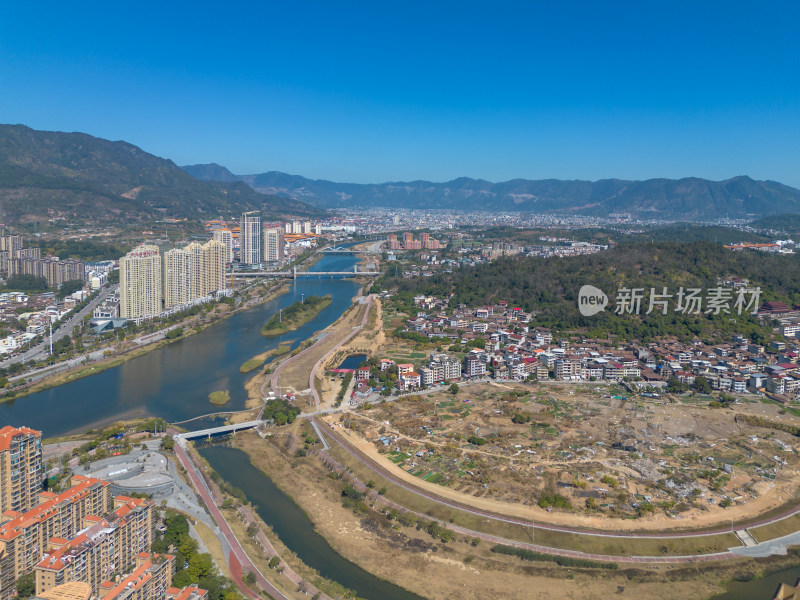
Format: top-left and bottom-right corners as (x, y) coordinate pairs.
(166, 327), (184, 340)
(491, 544), (618, 570)
(268, 556), (280, 569)
(537, 492), (571, 510)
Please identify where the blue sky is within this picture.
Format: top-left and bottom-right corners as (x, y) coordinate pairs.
(1, 1), (798, 185)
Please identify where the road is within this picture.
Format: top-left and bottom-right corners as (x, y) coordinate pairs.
(313, 417), (800, 562)
(313, 419), (739, 564)
(269, 294), (373, 409)
(0, 284), (117, 367)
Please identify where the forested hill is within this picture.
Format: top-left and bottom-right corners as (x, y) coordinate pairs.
(0, 125), (322, 226)
(390, 242), (800, 343)
(183, 163), (800, 220)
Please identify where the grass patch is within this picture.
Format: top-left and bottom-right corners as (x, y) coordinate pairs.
(261, 295), (332, 336)
(491, 544), (618, 569)
(240, 357), (265, 373)
(209, 390), (230, 406)
(749, 512), (800, 543)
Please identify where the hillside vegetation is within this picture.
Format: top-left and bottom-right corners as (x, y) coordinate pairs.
(390, 241), (800, 343)
(0, 124), (322, 226)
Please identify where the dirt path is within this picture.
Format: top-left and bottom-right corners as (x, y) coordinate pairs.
(320, 415), (800, 535)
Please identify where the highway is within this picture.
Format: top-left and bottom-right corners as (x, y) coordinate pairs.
(0, 284), (117, 368)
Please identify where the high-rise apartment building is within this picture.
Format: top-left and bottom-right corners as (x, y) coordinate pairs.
(34, 497), (153, 596)
(97, 553), (175, 599)
(291, 221), (302, 234)
(263, 228), (284, 262)
(283, 223), (292, 234)
(120, 245), (162, 319)
(164, 248), (191, 309)
(8, 257), (85, 287)
(212, 228), (234, 263)
(303, 221), (312, 234)
(0, 426), (43, 514)
(0, 476), (111, 600)
(164, 241), (225, 309)
(240, 212), (262, 265)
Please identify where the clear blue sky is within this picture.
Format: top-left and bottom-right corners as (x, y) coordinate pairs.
(1, 1), (798, 186)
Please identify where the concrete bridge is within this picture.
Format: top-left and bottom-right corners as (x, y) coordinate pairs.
(226, 266), (379, 279)
(175, 420), (262, 441)
(316, 247), (381, 255)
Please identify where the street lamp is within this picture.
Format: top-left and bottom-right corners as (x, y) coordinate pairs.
(301, 293), (305, 305)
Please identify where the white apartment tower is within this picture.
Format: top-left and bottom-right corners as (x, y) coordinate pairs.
(164, 247), (191, 308)
(203, 239), (226, 295)
(165, 240), (226, 308)
(264, 228), (284, 262)
(120, 245), (162, 319)
(291, 220), (302, 234)
(303, 221), (312, 234)
(283, 222), (292, 234)
(212, 228), (234, 263)
(240, 211), (262, 265)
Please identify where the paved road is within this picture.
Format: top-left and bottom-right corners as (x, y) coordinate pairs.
(270, 294), (374, 409)
(1, 284), (117, 367)
(314, 418), (800, 562)
(173, 439), (292, 600)
(313, 422), (739, 564)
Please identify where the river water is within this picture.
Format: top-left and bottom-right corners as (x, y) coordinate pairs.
(200, 445), (423, 600)
(0, 250), (430, 599)
(0, 253), (361, 436)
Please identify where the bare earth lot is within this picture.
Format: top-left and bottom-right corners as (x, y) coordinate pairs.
(331, 381), (800, 532)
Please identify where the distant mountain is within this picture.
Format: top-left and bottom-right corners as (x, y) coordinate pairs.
(0, 125), (322, 226)
(182, 162), (240, 183)
(183, 165), (800, 220)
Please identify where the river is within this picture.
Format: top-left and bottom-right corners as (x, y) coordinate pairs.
(0, 252), (361, 436)
(200, 445), (423, 600)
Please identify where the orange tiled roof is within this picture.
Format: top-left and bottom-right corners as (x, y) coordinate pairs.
(0, 425), (40, 451)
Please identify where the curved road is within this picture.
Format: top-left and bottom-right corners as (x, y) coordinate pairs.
(313, 418), (800, 557)
(270, 294), (373, 409)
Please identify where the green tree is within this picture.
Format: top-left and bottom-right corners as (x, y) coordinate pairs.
(449, 383), (459, 395)
(693, 376), (712, 394)
(15, 572), (35, 598)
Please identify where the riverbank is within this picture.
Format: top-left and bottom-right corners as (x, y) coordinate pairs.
(261, 295), (332, 337)
(1, 282), (289, 405)
(240, 344), (291, 373)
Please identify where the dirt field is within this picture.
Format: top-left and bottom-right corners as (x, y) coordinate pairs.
(230, 427), (788, 600)
(327, 381), (800, 532)
(273, 299), (369, 407)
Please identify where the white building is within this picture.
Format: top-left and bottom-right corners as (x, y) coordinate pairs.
(120, 245), (162, 319)
(240, 211), (262, 265)
(212, 228), (234, 263)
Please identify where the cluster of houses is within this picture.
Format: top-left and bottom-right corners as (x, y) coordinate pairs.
(0, 290), (90, 355)
(393, 294), (800, 402)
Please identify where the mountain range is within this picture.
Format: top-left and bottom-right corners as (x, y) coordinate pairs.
(1, 123), (798, 225)
(0, 125), (322, 227)
(182, 163), (800, 220)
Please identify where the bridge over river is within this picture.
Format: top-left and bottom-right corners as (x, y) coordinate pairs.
(227, 265), (379, 279)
